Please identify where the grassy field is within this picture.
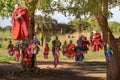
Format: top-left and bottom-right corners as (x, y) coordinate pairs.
(0, 31), (106, 63)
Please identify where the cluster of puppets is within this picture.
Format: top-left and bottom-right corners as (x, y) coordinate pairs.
(7, 36), (40, 64)
(7, 3), (113, 68)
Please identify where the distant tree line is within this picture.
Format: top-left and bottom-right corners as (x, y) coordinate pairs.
(0, 17), (120, 34)
(0, 26), (11, 32)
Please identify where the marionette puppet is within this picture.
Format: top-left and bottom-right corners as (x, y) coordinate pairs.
(52, 36), (61, 57)
(74, 44), (84, 62)
(92, 30), (103, 52)
(82, 37), (90, 53)
(54, 47), (60, 67)
(30, 36), (40, 55)
(12, 3), (30, 40)
(65, 40), (75, 59)
(105, 44), (113, 60)
(43, 43), (50, 59)
(14, 46), (20, 62)
(105, 32), (113, 60)
(7, 40), (14, 56)
(21, 44), (31, 65)
(77, 36), (84, 46)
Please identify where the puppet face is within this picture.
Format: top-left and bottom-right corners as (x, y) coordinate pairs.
(33, 36), (36, 39)
(93, 30), (97, 34)
(15, 4), (20, 9)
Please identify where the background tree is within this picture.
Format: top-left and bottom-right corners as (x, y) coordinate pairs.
(50, 0), (120, 80)
(68, 18), (90, 32)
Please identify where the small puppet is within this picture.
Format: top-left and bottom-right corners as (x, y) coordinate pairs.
(43, 43), (50, 59)
(54, 47), (60, 67)
(14, 46), (20, 62)
(7, 40), (14, 56)
(105, 44), (113, 60)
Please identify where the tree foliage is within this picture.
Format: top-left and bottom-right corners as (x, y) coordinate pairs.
(109, 21), (120, 33)
(68, 18), (90, 31)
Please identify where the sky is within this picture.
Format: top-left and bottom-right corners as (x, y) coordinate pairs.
(0, 7), (120, 27)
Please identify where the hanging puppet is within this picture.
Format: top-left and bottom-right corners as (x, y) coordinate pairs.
(65, 40), (75, 58)
(105, 44), (113, 60)
(43, 43), (50, 59)
(52, 36), (61, 67)
(52, 36), (61, 57)
(82, 37), (90, 53)
(105, 32), (112, 60)
(30, 36), (40, 55)
(7, 40), (14, 56)
(12, 3), (30, 40)
(92, 30), (103, 52)
(21, 44), (31, 65)
(74, 44), (84, 62)
(54, 47), (60, 67)
(14, 46), (20, 62)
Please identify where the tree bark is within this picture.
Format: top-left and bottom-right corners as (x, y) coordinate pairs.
(95, 15), (120, 80)
(21, 0), (39, 69)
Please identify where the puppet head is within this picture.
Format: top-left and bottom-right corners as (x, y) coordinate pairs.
(14, 3), (21, 9)
(93, 30), (97, 34)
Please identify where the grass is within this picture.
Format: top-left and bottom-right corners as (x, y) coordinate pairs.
(0, 31), (107, 63)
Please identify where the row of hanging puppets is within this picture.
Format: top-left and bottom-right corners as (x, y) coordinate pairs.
(7, 31), (113, 63)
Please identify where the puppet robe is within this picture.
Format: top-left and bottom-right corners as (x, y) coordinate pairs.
(43, 47), (50, 59)
(66, 44), (75, 58)
(93, 32), (103, 52)
(7, 44), (14, 56)
(54, 49), (60, 67)
(12, 7), (29, 40)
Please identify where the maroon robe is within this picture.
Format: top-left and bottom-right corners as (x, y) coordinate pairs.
(92, 32), (103, 52)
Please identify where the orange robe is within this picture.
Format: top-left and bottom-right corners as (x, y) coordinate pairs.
(12, 7), (29, 40)
(66, 44), (75, 58)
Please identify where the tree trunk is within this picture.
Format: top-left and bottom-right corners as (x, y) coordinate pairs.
(95, 15), (120, 80)
(20, 0), (39, 70)
(29, 12), (36, 69)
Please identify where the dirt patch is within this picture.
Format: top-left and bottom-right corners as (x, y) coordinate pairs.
(0, 60), (106, 80)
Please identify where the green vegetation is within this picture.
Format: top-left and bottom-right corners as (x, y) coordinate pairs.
(109, 21), (120, 33)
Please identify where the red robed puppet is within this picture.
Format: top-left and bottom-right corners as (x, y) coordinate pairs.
(66, 43), (75, 58)
(92, 31), (103, 52)
(12, 4), (30, 40)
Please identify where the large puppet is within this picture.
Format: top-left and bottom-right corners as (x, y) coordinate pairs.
(12, 4), (30, 40)
(92, 31), (103, 52)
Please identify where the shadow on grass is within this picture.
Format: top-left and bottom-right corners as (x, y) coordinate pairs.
(0, 61), (11, 64)
(85, 61), (106, 65)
